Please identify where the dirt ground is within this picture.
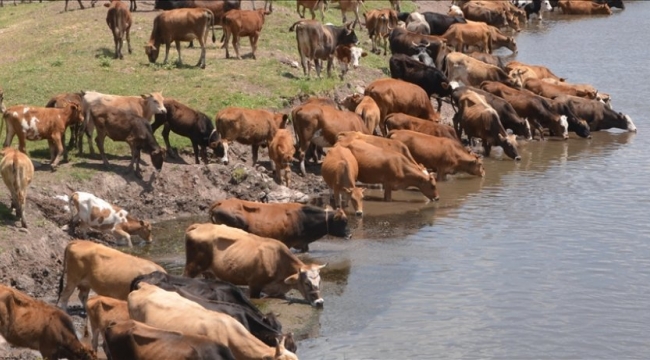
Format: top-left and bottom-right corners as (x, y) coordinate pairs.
(0, 0), (453, 358)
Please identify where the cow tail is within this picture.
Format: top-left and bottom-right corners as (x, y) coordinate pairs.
(289, 20), (302, 32)
(209, 11), (216, 43)
(56, 243), (71, 305)
(0, 112), (5, 140)
(13, 160), (25, 213)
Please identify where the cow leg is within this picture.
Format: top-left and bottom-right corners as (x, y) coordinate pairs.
(224, 29), (231, 59)
(83, 115), (96, 155)
(16, 197), (26, 228)
(77, 0), (83, 9)
(161, 124), (177, 158)
(220, 140), (230, 165)
(436, 98), (443, 113)
(251, 34), (259, 60)
(309, 7), (316, 20)
(251, 144), (259, 165)
(126, 26), (132, 54)
(383, 185), (393, 202)
(296, 3), (303, 18)
(130, 0), (135, 12)
(174, 41), (182, 66)
(342, 11), (347, 24)
(531, 118), (545, 140)
(326, 57), (334, 78)
(17, 133), (27, 155)
(191, 140), (201, 164)
(95, 131), (110, 167)
(113, 228), (133, 247)
(234, 34), (242, 59)
(162, 43), (171, 64)
(483, 142), (492, 157)
(198, 40), (206, 69)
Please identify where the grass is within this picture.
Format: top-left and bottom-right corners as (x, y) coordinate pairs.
(0, 0), (416, 167)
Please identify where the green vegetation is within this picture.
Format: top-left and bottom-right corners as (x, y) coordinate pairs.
(0, 0), (415, 167)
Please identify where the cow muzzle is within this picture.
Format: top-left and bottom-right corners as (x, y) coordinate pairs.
(311, 298), (324, 308)
(355, 210), (363, 217)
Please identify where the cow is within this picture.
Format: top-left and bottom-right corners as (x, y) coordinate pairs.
(441, 22), (492, 54)
(467, 52), (510, 70)
(406, 12), (430, 35)
(153, 0), (241, 26)
(184, 223), (327, 307)
(321, 144), (364, 216)
(388, 129), (485, 181)
(213, 107), (289, 166)
(291, 102), (368, 176)
(268, 129), (294, 187)
(104, 320), (236, 360)
(335, 130), (426, 172)
(289, 19), (358, 78)
(222, 8), (270, 60)
(64, 0), (98, 11)
(388, 54), (452, 112)
(338, 93), (381, 135)
(420, 11), (467, 36)
(457, 1), (521, 32)
(594, 0), (625, 10)
(2, 102), (84, 170)
(364, 8), (398, 55)
(104, 0), (132, 60)
(541, 78), (600, 100)
(383, 113), (460, 141)
(145, 8), (215, 69)
(557, 0), (612, 14)
(86, 296), (130, 353)
(453, 86), (520, 160)
(45, 92), (86, 154)
(336, 0), (364, 29)
(334, 44), (367, 80)
(487, 25), (517, 53)
(505, 60), (565, 82)
(517, 0), (553, 20)
(445, 51), (523, 89)
(67, 191), (153, 248)
(209, 197), (350, 252)
(152, 98), (217, 165)
(0, 147), (34, 228)
(56, 240), (166, 324)
(523, 78), (598, 100)
(296, 0), (327, 21)
(0, 285), (97, 360)
(0, 87), (5, 113)
(388, 27), (449, 69)
(552, 95), (637, 132)
(339, 138), (439, 201)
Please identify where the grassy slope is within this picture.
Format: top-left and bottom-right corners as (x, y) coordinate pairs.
(0, 0), (416, 164)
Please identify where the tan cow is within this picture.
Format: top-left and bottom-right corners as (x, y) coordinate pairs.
(441, 22), (492, 54)
(268, 128), (294, 187)
(145, 8), (215, 69)
(364, 8), (398, 55)
(523, 78), (598, 100)
(321, 144), (364, 215)
(104, 0), (132, 59)
(339, 93), (381, 135)
(505, 60), (565, 82)
(335, 130), (422, 168)
(388, 129), (485, 181)
(86, 296), (130, 353)
(214, 107), (288, 165)
(296, 0), (327, 21)
(184, 223), (327, 307)
(335, 0), (363, 29)
(558, 0), (612, 15)
(383, 113), (460, 141)
(128, 283), (297, 360)
(0, 284), (97, 360)
(541, 78), (599, 99)
(0, 147), (34, 228)
(2, 102), (84, 169)
(340, 139), (439, 202)
(222, 8), (270, 60)
(446, 51), (523, 89)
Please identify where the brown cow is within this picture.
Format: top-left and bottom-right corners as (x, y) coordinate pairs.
(0, 284), (97, 360)
(446, 51), (523, 89)
(223, 8), (270, 60)
(214, 107), (288, 165)
(296, 0), (327, 21)
(457, 1), (521, 32)
(339, 139), (439, 202)
(388, 129), (485, 181)
(209, 198), (350, 252)
(104, 0), (132, 60)
(441, 22), (492, 54)
(184, 223), (327, 307)
(145, 8), (215, 69)
(558, 0), (612, 14)
(523, 78), (598, 100)
(45, 92), (86, 155)
(505, 60), (565, 82)
(487, 25), (517, 53)
(2, 102), (84, 170)
(268, 129), (294, 187)
(336, 0), (363, 29)
(383, 113), (459, 141)
(0, 147), (34, 228)
(364, 8), (398, 55)
(339, 93), (380, 135)
(321, 144), (364, 216)
(86, 296), (130, 353)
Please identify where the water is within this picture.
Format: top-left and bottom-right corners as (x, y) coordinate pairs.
(142, 4), (650, 359)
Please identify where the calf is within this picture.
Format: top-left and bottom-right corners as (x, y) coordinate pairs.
(268, 129), (294, 187)
(0, 147), (34, 228)
(441, 22), (492, 54)
(86, 296), (130, 353)
(338, 93), (380, 135)
(384, 113), (459, 141)
(296, 0), (327, 21)
(2, 102), (84, 170)
(152, 98), (217, 165)
(334, 44), (367, 80)
(0, 285), (97, 360)
(214, 107), (288, 165)
(223, 8), (270, 60)
(389, 129), (485, 181)
(145, 8), (215, 69)
(104, 0), (132, 60)
(364, 8), (398, 55)
(321, 144), (363, 216)
(45, 92), (85, 154)
(68, 191), (153, 247)
(388, 53), (452, 112)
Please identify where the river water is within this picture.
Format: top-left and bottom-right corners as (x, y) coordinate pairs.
(142, 4), (650, 359)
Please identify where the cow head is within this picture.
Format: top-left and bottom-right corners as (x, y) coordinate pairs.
(448, 5), (464, 16)
(144, 42), (159, 63)
(506, 69), (525, 89)
(339, 93), (364, 111)
(569, 117), (591, 139)
(621, 113), (637, 133)
(326, 207), (351, 237)
(506, 37), (518, 54)
(344, 187), (364, 216)
(498, 133), (521, 160)
(607, 0), (624, 9)
(505, 11), (521, 32)
(469, 153), (486, 177)
(273, 336), (299, 360)
(409, 41), (435, 67)
(65, 101), (85, 125)
(150, 147), (166, 171)
(338, 21), (359, 46)
(135, 219), (153, 243)
(284, 263), (327, 307)
(420, 173), (439, 202)
(542, 0), (553, 11)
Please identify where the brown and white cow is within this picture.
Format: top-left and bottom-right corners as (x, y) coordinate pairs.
(289, 19), (358, 78)
(446, 51), (523, 89)
(340, 138), (439, 202)
(86, 296), (130, 353)
(184, 223), (327, 307)
(388, 129), (485, 181)
(296, 0), (327, 21)
(557, 0), (612, 15)
(104, 320), (236, 360)
(338, 93), (380, 135)
(0, 147), (34, 228)
(145, 8), (215, 69)
(334, 44), (367, 80)
(0, 285), (97, 360)
(222, 8), (270, 60)
(364, 8), (398, 55)
(104, 0), (132, 60)
(68, 191), (153, 247)
(2, 102), (84, 170)
(214, 107), (289, 165)
(268, 128), (294, 187)
(505, 60), (565, 82)
(209, 198), (350, 252)
(321, 144), (364, 216)
(383, 113), (460, 141)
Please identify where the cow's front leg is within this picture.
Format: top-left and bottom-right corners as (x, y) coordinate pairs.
(383, 185), (393, 202)
(51, 134), (65, 169)
(251, 144), (259, 165)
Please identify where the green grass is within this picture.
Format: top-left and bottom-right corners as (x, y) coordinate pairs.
(0, 0), (416, 165)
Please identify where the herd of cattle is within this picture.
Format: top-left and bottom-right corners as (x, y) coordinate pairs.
(0, 0), (640, 359)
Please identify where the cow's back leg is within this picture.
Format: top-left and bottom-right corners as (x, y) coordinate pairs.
(309, 7), (316, 20)
(250, 34), (259, 59)
(197, 38), (206, 69)
(50, 133), (65, 168)
(296, 3), (303, 18)
(174, 41), (183, 65)
(251, 144), (260, 165)
(94, 129), (110, 167)
(77, 0), (83, 9)
(130, 0), (135, 12)
(383, 185), (393, 202)
(161, 124), (176, 158)
(3, 119), (15, 148)
(191, 140), (201, 164)
(224, 28), (232, 59)
(234, 34), (242, 59)
(326, 56), (334, 78)
(17, 132), (27, 154)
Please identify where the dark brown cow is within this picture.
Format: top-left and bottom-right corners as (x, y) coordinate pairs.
(364, 8), (398, 55)
(0, 284), (97, 360)
(209, 198), (350, 252)
(45, 92), (85, 154)
(104, 0), (132, 60)
(223, 8), (270, 60)
(383, 113), (459, 141)
(552, 95), (637, 132)
(154, 0), (241, 27)
(145, 8), (215, 69)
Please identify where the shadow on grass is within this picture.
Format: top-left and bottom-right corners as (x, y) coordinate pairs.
(95, 47), (114, 59)
(282, 72), (300, 79)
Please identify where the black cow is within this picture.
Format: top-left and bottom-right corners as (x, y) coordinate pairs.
(130, 271), (297, 353)
(421, 12), (467, 35)
(552, 95), (637, 132)
(389, 27), (449, 69)
(152, 99), (217, 165)
(389, 54), (452, 112)
(594, 0), (624, 10)
(397, 11), (410, 22)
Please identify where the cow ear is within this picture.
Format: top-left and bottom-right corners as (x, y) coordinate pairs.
(441, 82), (449, 89)
(361, 51), (368, 57)
(139, 220), (145, 226)
(284, 273), (300, 285)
